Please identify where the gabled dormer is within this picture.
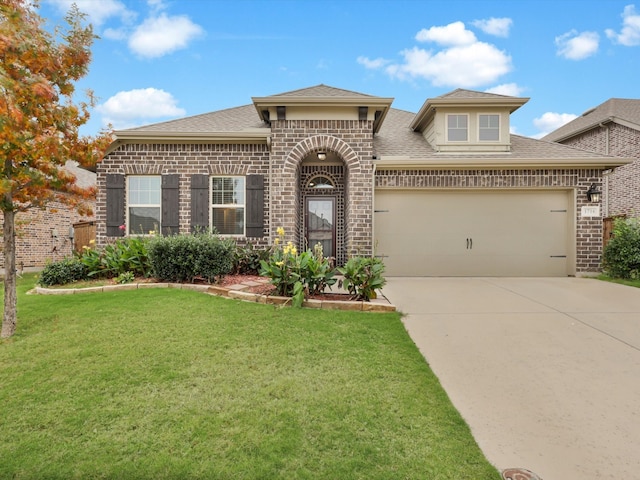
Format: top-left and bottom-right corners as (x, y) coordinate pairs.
(410, 89), (529, 153)
(251, 84), (394, 133)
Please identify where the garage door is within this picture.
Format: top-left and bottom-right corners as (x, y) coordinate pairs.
(374, 190), (572, 277)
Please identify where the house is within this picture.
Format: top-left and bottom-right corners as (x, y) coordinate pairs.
(0, 161), (96, 271)
(96, 85), (630, 277)
(542, 98), (640, 220)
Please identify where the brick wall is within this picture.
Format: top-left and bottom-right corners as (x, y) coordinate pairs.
(269, 120), (375, 258)
(0, 201), (93, 270)
(559, 124), (640, 217)
(375, 168), (604, 274)
(96, 143), (270, 247)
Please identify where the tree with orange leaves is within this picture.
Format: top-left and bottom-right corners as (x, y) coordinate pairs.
(1, 0), (111, 338)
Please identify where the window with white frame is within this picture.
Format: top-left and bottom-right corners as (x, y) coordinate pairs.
(211, 176), (245, 235)
(447, 114), (468, 142)
(479, 114), (500, 141)
(127, 176), (161, 235)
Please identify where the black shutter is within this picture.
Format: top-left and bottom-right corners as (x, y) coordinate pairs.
(190, 174), (209, 233)
(161, 174), (180, 235)
(246, 174), (264, 238)
(106, 174), (125, 237)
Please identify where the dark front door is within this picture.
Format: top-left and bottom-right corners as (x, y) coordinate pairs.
(306, 196), (335, 257)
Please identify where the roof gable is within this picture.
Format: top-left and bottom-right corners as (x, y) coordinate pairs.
(267, 84), (377, 99)
(543, 98), (640, 142)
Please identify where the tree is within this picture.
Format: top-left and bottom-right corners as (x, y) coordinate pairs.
(1, 0), (110, 338)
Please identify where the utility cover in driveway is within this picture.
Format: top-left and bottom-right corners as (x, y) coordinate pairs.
(374, 190), (572, 276)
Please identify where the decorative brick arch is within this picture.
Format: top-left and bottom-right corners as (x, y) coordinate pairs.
(270, 133), (373, 262)
(283, 135), (361, 174)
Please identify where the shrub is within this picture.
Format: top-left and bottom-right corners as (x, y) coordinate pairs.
(602, 217), (640, 279)
(338, 256), (386, 301)
(260, 229), (336, 307)
(232, 242), (271, 275)
(116, 271), (135, 284)
(148, 233), (234, 283)
(39, 258), (87, 286)
(79, 237), (152, 279)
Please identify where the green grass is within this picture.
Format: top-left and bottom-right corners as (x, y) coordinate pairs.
(596, 274), (640, 288)
(1, 274), (499, 479)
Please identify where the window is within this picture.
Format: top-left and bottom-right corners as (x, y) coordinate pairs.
(127, 176), (161, 235)
(211, 176), (245, 235)
(479, 114), (500, 141)
(447, 114), (468, 141)
(307, 175), (335, 189)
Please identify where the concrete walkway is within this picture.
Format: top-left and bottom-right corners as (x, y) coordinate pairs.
(382, 277), (640, 480)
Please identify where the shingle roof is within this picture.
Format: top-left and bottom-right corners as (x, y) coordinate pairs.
(122, 104), (266, 133)
(113, 85), (625, 166)
(268, 84), (377, 98)
(435, 88), (516, 100)
(373, 109), (620, 163)
(543, 98), (640, 142)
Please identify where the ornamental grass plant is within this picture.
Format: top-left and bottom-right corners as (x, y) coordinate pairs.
(0, 274), (500, 480)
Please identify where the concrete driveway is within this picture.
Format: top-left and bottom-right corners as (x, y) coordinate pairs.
(382, 277), (640, 480)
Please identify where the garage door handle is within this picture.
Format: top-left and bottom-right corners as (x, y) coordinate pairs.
(466, 238), (473, 249)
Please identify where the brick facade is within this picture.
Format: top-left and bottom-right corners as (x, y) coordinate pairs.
(558, 123), (640, 217)
(96, 143), (271, 247)
(375, 168), (604, 274)
(269, 120), (375, 259)
(0, 201), (93, 270)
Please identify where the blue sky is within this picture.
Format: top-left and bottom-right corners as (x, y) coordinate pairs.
(38, 0), (640, 139)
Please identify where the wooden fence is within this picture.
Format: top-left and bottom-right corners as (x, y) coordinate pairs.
(73, 221), (96, 253)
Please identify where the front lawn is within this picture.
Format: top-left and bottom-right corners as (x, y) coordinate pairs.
(0, 274), (499, 479)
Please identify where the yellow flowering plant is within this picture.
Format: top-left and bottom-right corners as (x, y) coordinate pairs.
(259, 228), (336, 307)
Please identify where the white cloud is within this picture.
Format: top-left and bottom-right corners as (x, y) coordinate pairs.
(357, 56), (390, 69)
(386, 42), (512, 88)
(555, 30), (599, 60)
(97, 88), (186, 129)
(606, 4), (640, 46)
(485, 83), (525, 96)
(43, 0), (134, 26)
(472, 17), (513, 37)
(533, 112), (578, 137)
(361, 21), (512, 88)
(128, 13), (204, 58)
(415, 21), (476, 46)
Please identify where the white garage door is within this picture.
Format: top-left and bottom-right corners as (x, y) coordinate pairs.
(374, 190), (573, 277)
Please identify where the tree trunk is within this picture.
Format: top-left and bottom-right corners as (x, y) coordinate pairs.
(2, 206), (17, 338)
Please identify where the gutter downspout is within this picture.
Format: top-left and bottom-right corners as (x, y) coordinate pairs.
(599, 122), (610, 217)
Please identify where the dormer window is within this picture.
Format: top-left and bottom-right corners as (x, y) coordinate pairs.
(447, 114), (468, 142)
(479, 114), (500, 141)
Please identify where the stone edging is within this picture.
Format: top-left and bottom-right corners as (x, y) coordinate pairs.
(33, 281), (396, 313)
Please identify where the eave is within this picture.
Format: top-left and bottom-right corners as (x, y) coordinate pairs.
(105, 130), (271, 155)
(374, 155), (632, 170)
(550, 116), (640, 143)
(410, 96), (530, 132)
(251, 95), (394, 133)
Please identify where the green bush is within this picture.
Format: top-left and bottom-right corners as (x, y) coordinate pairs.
(79, 237), (152, 279)
(39, 258), (87, 286)
(602, 217), (640, 279)
(232, 242), (270, 275)
(259, 229), (336, 307)
(338, 256), (386, 301)
(148, 233), (234, 283)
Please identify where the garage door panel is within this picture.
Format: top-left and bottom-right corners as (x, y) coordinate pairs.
(375, 190), (571, 277)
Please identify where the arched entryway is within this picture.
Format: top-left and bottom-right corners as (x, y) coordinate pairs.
(299, 152), (346, 264)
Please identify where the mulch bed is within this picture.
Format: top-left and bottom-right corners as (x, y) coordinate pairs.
(218, 274), (358, 301)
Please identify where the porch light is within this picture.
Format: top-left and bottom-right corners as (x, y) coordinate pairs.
(317, 151), (327, 161)
(586, 183), (601, 203)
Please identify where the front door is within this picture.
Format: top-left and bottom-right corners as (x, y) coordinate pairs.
(306, 197), (335, 257)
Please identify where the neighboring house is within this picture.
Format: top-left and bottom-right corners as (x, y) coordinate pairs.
(96, 85), (630, 277)
(0, 161), (96, 270)
(543, 98), (640, 219)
